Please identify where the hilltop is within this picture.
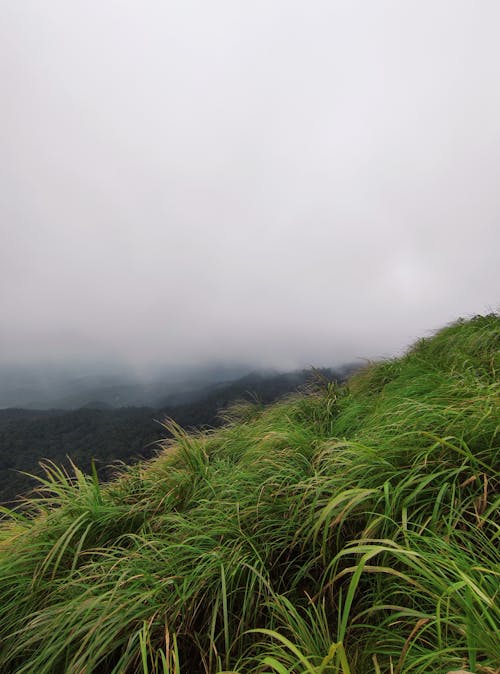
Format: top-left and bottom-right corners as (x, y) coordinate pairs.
(0, 315), (498, 673)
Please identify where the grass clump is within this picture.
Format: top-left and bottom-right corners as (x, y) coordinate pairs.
(0, 314), (498, 673)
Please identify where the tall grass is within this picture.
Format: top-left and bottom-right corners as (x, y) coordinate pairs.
(0, 314), (498, 673)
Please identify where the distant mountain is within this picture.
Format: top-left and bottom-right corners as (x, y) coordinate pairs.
(0, 363), (251, 410)
(0, 364), (358, 505)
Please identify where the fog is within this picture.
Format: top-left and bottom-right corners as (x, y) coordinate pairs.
(1, 1), (499, 374)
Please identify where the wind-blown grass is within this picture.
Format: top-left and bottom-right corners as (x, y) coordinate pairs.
(0, 314), (498, 673)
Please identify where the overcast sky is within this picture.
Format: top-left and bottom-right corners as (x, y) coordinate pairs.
(1, 1), (499, 371)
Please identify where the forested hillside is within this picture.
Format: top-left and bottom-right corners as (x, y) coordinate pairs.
(0, 368), (353, 504)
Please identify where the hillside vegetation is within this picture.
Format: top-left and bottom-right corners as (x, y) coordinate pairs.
(0, 315), (498, 673)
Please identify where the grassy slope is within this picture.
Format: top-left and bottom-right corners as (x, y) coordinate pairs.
(0, 315), (498, 674)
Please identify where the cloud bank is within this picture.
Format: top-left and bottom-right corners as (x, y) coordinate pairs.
(1, 1), (499, 369)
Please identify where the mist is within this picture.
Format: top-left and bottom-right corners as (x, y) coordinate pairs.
(1, 1), (499, 374)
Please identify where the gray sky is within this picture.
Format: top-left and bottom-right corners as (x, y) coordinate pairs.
(1, 1), (499, 370)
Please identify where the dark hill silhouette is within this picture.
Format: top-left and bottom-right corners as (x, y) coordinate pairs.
(0, 365), (358, 505)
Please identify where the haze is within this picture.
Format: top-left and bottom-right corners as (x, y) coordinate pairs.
(1, 1), (499, 373)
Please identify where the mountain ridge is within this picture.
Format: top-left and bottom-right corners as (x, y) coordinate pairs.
(0, 315), (498, 672)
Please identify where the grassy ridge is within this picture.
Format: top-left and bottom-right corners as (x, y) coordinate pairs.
(0, 315), (498, 673)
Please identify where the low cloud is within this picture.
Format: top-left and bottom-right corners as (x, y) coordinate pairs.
(1, 1), (499, 369)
